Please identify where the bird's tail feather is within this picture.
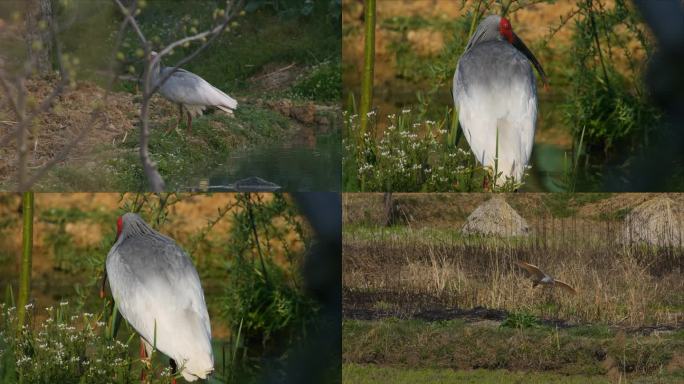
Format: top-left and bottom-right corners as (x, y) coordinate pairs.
(212, 85), (238, 110)
(216, 105), (235, 115)
(176, 310), (214, 381)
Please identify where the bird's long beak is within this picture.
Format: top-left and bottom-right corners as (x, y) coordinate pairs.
(512, 32), (548, 87)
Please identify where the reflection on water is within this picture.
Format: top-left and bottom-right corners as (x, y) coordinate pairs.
(188, 132), (341, 192)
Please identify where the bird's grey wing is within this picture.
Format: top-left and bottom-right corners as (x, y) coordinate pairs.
(454, 42), (537, 179)
(106, 237), (212, 361)
(554, 279), (577, 294)
(514, 260), (546, 280)
(161, 68), (237, 109)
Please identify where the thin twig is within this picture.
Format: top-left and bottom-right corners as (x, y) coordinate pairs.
(113, 0), (147, 44)
(13, 0), (131, 190)
(121, 0), (243, 191)
(246, 193), (270, 285)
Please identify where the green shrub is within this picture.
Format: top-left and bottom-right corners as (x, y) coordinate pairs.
(291, 60), (341, 102)
(221, 193), (317, 347)
(564, 0), (661, 160)
(222, 257), (316, 346)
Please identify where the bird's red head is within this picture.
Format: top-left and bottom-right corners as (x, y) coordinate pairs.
(499, 17), (514, 44)
(116, 216), (123, 238)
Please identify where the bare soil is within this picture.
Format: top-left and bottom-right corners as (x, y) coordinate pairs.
(0, 79), (136, 185)
(342, 0), (642, 87)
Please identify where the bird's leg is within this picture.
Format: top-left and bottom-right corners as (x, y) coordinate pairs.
(187, 113), (192, 134)
(177, 104), (183, 128)
(140, 340), (146, 363)
(169, 359), (177, 384)
(168, 104), (183, 133)
(140, 338), (150, 382)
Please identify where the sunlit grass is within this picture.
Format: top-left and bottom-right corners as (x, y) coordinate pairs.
(343, 364), (615, 384)
(343, 108), (525, 192)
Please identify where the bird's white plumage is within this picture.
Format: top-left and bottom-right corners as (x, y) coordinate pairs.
(454, 45), (537, 183)
(150, 52), (237, 118)
(453, 15), (542, 185)
(106, 214), (213, 381)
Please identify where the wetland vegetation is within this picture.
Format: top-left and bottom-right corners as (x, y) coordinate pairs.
(0, 193), (331, 383)
(342, 0), (670, 192)
(342, 193), (684, 383)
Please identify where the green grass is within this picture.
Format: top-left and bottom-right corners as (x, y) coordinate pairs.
(343, 364), (614, 384)
(109, 104), (292, 190)
(4, 1), (340, 191)
(122, 0), (340, 99)
(541, 193), (612, 218)
(342, 319), (684, 376)
(290, 60), (342, 102)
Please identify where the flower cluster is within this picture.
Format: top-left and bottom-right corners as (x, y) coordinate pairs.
(0, 302), (142, 383)
(344, 108), (483, 191)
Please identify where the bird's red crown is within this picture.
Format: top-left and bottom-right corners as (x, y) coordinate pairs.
(499, 17), (514, 44)
(116, 216), (123, 237)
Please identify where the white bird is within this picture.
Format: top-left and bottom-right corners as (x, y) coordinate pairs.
(453, 15), (548, 186)
(150, 51), (238, 133)
(105, 213), (213, 382)
(514, 260), (577, 294)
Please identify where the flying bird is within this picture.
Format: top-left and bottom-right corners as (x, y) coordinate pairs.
(104, 213), (213, 382)
(150, 51), (238, 133)
(453, 15), (548, 185)
(514, 260), (576, 294)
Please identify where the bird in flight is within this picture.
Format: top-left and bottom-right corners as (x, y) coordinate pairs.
(514, 260), (576, 294)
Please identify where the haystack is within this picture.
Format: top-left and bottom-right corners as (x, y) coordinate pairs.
(461, 197), (529, 237)
(620, 197), (683, 247)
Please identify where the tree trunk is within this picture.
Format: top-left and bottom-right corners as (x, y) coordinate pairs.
(26, 0), (53, 75)
(358, 0), (375, 138)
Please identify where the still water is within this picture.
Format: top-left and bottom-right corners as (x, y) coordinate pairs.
(185, 132), (341, 192)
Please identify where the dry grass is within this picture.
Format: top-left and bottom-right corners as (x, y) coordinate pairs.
(343, 195), (684, 328)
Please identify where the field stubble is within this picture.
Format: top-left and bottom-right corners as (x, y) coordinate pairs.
(343, 196), (684, 328)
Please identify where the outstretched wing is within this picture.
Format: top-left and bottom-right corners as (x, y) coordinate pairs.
(553, 280), (577, 294)
(514, 260), (546, 280)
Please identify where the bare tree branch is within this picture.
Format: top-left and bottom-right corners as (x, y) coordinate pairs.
(113, 0), (147, 45)
(3, 0), (244, 191)
(114, 0), (244, 192)
(18, 0), (139, 191)
(0, 0), (134, 190)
